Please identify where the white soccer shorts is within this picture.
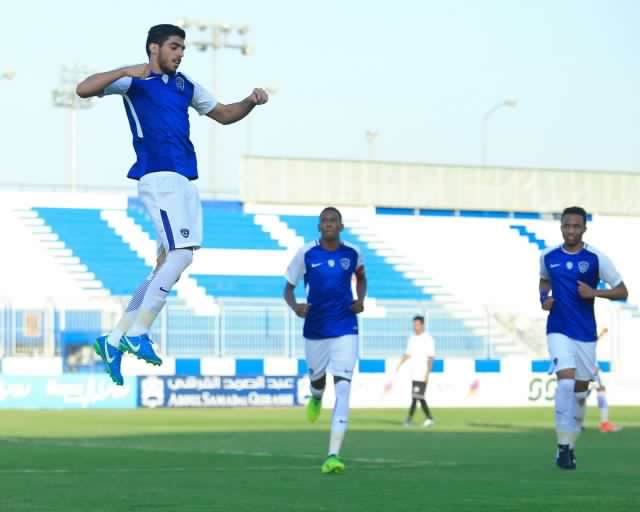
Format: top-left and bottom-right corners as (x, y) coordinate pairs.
(138, 171), (203, 252)
(304, 335), (359, 381)
(547, 333), (597, 382)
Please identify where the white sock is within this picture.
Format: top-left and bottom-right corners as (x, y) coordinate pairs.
(107, 278), (152, 347)
(597, 391), (609, 423)
(555, 378), (576, 446)
(329, 379), (351, 456)
(310, 384), (324, 401)
(127, 249), (193, 336)
(574, 390), (589, 447)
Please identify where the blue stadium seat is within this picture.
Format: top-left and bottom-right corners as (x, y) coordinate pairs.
(35, 208), (151, 295)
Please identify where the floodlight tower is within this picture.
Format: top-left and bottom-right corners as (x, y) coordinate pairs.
(52, 65), (95, 192)
(176, 18), (251, 196)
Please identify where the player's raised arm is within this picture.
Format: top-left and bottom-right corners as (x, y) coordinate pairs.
(206, 88), (269, 125)
(76, 64), (149, 98)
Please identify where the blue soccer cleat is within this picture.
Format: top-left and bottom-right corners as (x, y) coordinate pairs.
(94, 335), (124, 386)
(556, 444), (576, 470)
(119, 334), (163, 366)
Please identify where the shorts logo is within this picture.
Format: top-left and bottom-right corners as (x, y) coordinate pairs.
(566, 261), (574, 270)
(176, 76), (185, 91)
(578, 261), (589, 273)
(340, 257), (350, 270)
(180, 228), (190, 238)
(328, 259), (335, 268)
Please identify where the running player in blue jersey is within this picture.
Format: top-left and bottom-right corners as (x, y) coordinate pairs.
(284, 207), (367, 474)
(76, 24), (268, 385)
(539, 206), (627, 470)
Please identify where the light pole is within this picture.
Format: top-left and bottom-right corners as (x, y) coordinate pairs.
(482, 98), (517, 167)
(52, 65), (94, 192)
(365, 130), (379, 160)
(177, 18), (251, 196)
(1, 68), (16, 80)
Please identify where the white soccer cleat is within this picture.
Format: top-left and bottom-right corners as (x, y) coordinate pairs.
(423, 418), (433, 428)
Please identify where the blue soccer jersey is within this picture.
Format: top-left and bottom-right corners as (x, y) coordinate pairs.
(540, 244), (622, 342)
(101, 71), (217, 180)
(286, 240), (364, 340)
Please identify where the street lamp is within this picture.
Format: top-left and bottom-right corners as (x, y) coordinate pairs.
(482, 98), (517, 167)
(177, 18), (251, 196)
(52, 65), (95, 192)
(1, 68), (16, 80)
(365, 130), (379, 160)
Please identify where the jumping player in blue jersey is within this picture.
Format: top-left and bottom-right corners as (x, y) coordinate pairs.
(539, 206), (627, 470)
(76, 24), (268, 385)
(284, 207), (367, 474)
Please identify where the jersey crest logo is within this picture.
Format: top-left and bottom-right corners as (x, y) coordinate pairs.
(328, 259), (335, 268)
(180, 228), (190, 238)
(176, 76), (185, 91)
(566, 261), (574, 270)
(340, 257), (350, 270)
(578, 261), (589, 273)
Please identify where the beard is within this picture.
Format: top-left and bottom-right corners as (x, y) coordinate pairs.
(158, 53), (179, 74)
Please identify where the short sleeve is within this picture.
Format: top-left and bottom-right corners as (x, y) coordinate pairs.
(285, 246), (306, 286)
(190, 79), (217, 115)
(100, 77), (132, 96)
(597, 251), (623, 288)
(539, 252), (549, 280)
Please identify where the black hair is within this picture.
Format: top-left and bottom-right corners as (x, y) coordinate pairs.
(561, 206), (587, 225)
(146, 24), (186, 57)
(320, 206), (343, 222)
(413, 315), (425, 324)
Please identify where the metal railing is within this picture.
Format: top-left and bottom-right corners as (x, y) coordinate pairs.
(0, 298), (512, 360)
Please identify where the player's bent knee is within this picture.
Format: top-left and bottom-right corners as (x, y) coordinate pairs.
(334, 375), (351, 385)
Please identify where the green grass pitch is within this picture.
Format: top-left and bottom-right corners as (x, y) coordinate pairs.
(1, 407), (639, 511)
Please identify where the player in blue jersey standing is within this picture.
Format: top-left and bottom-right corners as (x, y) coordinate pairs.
(76, 24), (268, 385)
(284, 207), (367, 474)
(539, 206), (627, 470)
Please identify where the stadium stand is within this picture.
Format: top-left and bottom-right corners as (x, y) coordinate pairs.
(4, 194), (639, 364)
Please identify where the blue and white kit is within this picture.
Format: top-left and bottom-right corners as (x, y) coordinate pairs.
(286, 240), (364, 380)
(540, 244), (622, 380)
(102, 71), (217, 251)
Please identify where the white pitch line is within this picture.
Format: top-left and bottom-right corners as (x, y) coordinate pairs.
(0, 466), (315, 475)
(0, 463), (445, 475)
(0, 437), (456, 468)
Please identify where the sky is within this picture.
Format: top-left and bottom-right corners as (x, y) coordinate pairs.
(2, 0), (640, 196)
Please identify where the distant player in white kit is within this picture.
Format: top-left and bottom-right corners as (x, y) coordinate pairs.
(284, 207), (367, 474)
(539, 206), (627, 470)
(393, 315), (435, 427)
(76, 24), (268, 385)
(589, 328), (621, 433)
